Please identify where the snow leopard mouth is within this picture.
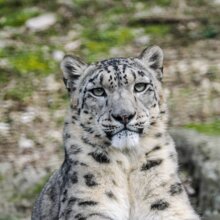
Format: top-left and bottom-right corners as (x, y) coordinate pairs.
(105, 127), (143, 140)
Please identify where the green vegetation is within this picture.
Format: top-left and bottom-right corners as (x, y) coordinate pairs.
(10, 50), (57, 75)
(82, 27), (134, 61)
(144, 24), (171, 37)
(201, 25), (219, 39)
(154, 0), (172, 6)
(185, 120), (220, 136)
(3, 79), (35, 102)
(0, 216), (19, 220)
(10, 174), (50, 203)
(0, 7), (39, 28)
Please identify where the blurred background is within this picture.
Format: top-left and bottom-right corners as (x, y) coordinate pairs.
(0, 0), (220, 219)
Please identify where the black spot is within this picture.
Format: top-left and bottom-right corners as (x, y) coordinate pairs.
(61, 196), (66, 203)
(83, 110), (89, 114)
(138, 128), (144, 134)
(153, 145), (161, 151)
(82, 137), (96, 148)
(80, 162), (88, 167)
(70, 171), (78, 184)
(141, 159), (162, 171)
(112, 179), (117, 186)
(169, 183), (183, 195)
(72, 115), (77, 120)
(151, 199), (169, 210)
(75, 213), (86, 220)
(122, 64), (126, 73)
(48, 185), (57, 202)
(155, 133), (162, 138)
(106, 191), (117, 200)
(150, 121), (156, 126)
(160, 110), (166, 114)
(70, 145), (81, 154)
(89, 151), (110, 163)
(64, 133), (71, 139)
(63, 77), (68, 87)
(131, 70), (136, 80)
(84, 173), (98, 187)
(63, 189), (68, 196)
(95, 134), (101, 138)
(149, 53), (159, 63)
(137, 70), (145, 77)
(77, 108), (81, 115)
(78, 201), (98, 206)
(67, 197), (78, 206)
(145, 145), (161, 156)
(64, 209), (73, 219)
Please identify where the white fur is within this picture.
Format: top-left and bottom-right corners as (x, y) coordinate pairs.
(111, 131), (139, 150)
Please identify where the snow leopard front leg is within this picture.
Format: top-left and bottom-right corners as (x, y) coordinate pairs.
(129, 141), (200, 220)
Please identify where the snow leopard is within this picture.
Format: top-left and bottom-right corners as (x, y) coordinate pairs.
(32, 46), (200, 220)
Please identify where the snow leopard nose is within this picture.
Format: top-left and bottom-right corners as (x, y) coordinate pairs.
(111, 112), (136, 124)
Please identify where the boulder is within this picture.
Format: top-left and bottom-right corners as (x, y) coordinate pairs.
(171, 129), (220, 220)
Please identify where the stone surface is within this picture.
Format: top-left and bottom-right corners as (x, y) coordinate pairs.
(26, 13), (57, 31)
(171, 129), (220, 220)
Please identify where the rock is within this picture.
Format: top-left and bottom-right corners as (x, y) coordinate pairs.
(20, 107), (37, 124)
(0, 122), (10, 136)
(170, 129), (220, 219)
(134, 35), (150, 46)
(18, 134), (34, 149)
(213, 0), (220, 4)
(52, 50), (65, 62)
(26, 13), (57, 31)
(0, 162), (12, 175)
(44, 74), (61, 92)
(64, 40), (81, 51)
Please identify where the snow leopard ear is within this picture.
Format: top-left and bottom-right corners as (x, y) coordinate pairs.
(61, 55), (87, 92)
(138, 46), (164, 81)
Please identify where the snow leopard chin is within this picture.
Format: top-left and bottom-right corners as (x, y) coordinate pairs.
(111, 130), (139, 150)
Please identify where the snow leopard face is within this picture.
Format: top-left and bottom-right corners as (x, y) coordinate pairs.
(61, 46), (164, 150)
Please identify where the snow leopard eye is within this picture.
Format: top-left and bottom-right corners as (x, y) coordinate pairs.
(134, 83), (147, 93)
(91, 88), (106, 97)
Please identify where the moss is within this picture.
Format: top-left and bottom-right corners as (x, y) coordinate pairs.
(184, 120), (220, 136)
(0, 216), (19, 220)
(201, 25), (219, 39)
(28, 175), (50, 199)
(3, 78), (35, 102)
(154, 0), (172, 6)
(0, 46), (57, 76)
(0, 7), (39, 28)
(10, 174), (50, 203)
(0, 69), (11, 85)
(144, 24), (171, 37)
(10, 49), (57, 76)
(82, 27), (134, 61)
(0, 174), (4, 182)
(133, 0), (171, 7)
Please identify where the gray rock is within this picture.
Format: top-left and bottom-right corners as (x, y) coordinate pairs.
(26, 13), (56, 31)
(170, 129), (220, 219)
(0, 122), (10, 136)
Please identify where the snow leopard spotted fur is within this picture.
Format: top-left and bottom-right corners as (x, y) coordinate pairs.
(32, 46), (200, 220)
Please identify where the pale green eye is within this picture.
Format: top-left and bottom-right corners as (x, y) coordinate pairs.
(134, 83), (147, 93)
(91, 88), (106, 97)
